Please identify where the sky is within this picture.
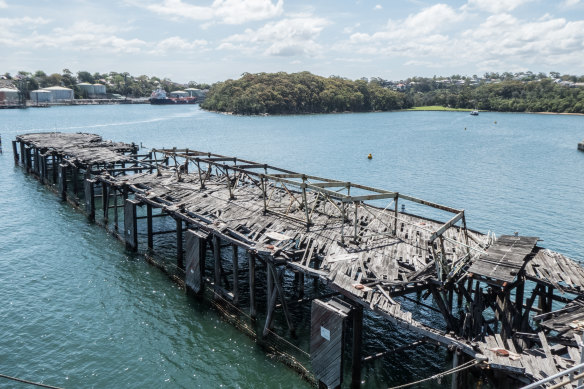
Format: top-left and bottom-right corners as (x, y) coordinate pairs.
(1, 0), (584, 84)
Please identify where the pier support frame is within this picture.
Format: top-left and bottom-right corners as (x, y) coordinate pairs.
(124, 198), (139, 251)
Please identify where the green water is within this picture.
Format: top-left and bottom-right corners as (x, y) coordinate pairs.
(0, 105), (583, 388)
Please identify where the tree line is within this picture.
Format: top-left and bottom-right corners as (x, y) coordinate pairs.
(2, 69), (209, 99)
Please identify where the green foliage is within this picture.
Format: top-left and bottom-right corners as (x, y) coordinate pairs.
(201, 72), (408, 114)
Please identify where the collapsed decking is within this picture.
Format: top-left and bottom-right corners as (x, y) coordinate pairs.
(12, 132), (584, 388)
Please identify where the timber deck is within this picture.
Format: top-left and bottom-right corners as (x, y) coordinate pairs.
(12, 132), (584, 388)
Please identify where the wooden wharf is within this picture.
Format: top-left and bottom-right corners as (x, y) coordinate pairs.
(12, 132), (584, 388)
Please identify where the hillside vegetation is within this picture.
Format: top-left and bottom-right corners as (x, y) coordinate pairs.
(200, 72), (408, 114)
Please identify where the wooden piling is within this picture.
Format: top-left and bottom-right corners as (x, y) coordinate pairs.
(12, 141), (18, 164)
(58, 164), (67, 200)
(249, 251), (257, 318)
(213, 235), (221, 293)
(84, 178), (95, 221)
(176, 218), (184, 268)
(232, 244), (239, 304)
(351, 304), (363, 389)
(147, 203), (153, 249)
(185, 230), (207, 295)
(124, 198), (139, 251)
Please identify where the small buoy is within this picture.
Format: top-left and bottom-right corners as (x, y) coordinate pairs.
(367, 153), (372, 159)
(464, 127), (467, 131)
(494, 121), (497, 124)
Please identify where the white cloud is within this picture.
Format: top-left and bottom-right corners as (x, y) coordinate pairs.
(562, 0), (581, 6)
(150, 36), (208, 54)
(335, 2), (584, 73)
(463, 0), (534, 14)
(145, 0), (283, 24)
(220, 16), (329, 57)
(0, 0), (7, 8)
(374, 4), (382, 10)
(0, 21), (145, 53)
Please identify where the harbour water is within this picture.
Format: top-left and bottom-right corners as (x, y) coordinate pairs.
(1, 105), (583, 388)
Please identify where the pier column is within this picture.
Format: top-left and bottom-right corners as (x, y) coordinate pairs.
(185, 230), (208, 295)
(232, 244), (239, 304)
(58, 164), (67, 200)
(351, 304), (363, 389)
(248, 251), (256, 319)
(25, 147), (32, 173)
(52, 155), (57, 184)
(124, 198), (139, 251)
(176, 218), (184, 268)
(12, 141), (18, 164)
(310, 299), (351, 389)
(213, 235), (221, 293)
(147, 203), (153, 250)
(84, 178), (95, 221)
(34, 148), (40, 175)
(72, 166), (79, 199)
(102, 182), (109, 222)
(19, 142), (25, 164)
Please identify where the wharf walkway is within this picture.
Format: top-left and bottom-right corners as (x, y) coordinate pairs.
(12, 132), (584, 388)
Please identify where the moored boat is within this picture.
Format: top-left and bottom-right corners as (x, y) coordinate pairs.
(470, 110), (479, 116)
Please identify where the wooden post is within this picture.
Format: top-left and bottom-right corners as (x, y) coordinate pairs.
(84, 178), (95, 221)
(310, 299), (351, 389)
(124, 199), (139, 251)
(72, 166), (79, 198)
(102, 182), (109, 222)
(249, 251), (256, 318)
(19, 141), (25, 164)
(52, 155), (57, 183)
(213, 235), (221, 292)
(147, 203), (153, 250)
(352, 304), (363, 389)
(176, 218), (184, 268)
(34, 148), (40, 175)
(185, 230), (207, 295)
(451, 349), (459, 389)
(25, 147), (32, 172)
(12, 141), (18, 164)
(232, 244), (239, 305)
(58, 164), (67, 200)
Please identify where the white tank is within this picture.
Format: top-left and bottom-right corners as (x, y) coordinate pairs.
(30, 89), (52, 103)
(77, 82), (95, 97)
(92, 83), (106, 96)
(44, 86), (74, 101)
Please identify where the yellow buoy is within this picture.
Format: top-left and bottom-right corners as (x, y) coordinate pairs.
(367, 153), (372, 159)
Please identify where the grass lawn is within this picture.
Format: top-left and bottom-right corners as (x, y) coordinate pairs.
(405, 106), (475, 112)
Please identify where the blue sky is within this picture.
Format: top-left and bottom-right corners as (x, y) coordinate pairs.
(1, 0), (584, 83)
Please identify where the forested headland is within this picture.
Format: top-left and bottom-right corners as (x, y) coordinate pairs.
(200, 72), (407, 114)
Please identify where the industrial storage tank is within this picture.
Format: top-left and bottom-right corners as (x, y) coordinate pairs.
(0, 87), (19, 106)
(92, 83), (106, 96)
(44, 86), (74, 101)
(30, 89), (53, 103)
(170, 90), (188, 98)
(77, 82), (95, 97)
